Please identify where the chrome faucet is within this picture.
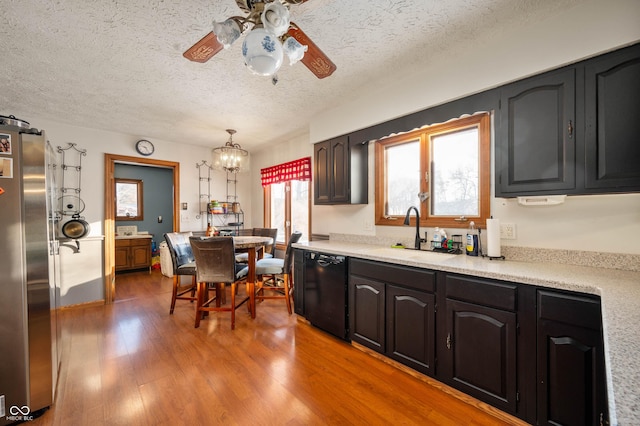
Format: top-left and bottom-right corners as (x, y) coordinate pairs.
(404, 206), (424, 250)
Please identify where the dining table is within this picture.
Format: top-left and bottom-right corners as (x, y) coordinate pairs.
(233, 235), (273, 318)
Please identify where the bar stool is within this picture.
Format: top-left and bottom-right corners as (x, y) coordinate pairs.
(189, 236), (249, 330)
(164, 232), (197, 314)
(252, 232), (302, 314)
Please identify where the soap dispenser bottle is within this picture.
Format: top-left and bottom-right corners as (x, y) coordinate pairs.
(466, 221), (478, 256)
(432, 227), (441, 249)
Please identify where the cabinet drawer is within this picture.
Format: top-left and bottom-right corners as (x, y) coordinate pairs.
(350, 258), (435, 292)
(115, 239), (131, 247)
(538, 290), (601, 330)
(445, 274), (517, 312)
(116, 237), (151, 247)
(130, 238), (151, 247)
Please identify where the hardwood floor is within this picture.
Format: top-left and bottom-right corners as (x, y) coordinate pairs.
(34, 270), (526, 425)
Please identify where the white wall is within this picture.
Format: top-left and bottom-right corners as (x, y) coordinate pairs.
(19, 0), (640, 305)
(305, 0), (640, 255)
(250, 133), (314, 228)
(27, 116), (251, 305)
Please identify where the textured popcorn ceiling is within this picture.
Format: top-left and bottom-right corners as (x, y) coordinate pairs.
(0, 0), (579, 151)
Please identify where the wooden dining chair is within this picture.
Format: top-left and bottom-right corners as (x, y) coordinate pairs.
(189, 236), (250, 330)
(235, 227), (277, 263)
(164, 232), (197, 314)
(252, 231), (302, 314)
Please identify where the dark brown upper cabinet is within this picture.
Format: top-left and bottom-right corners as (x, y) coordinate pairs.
(497, 68), (576, 196)
(496, 42), (640, 197)
(584, 44), (640, 191)
(314, 135), (367, 205)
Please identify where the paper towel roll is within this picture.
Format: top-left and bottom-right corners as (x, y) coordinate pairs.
(486, 218), (501, 258)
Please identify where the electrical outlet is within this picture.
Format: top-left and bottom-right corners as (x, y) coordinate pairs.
(363, 220), (373, 231)
(500, 223), (516, 240)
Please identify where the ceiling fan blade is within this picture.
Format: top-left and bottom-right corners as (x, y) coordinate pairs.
(288, 23), (336, 79)
(183, 32), (224, 63)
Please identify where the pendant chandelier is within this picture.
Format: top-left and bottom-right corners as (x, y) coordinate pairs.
(212, 129), (250, 173)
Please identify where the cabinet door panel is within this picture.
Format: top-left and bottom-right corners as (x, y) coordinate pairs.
(115, 247), (129, 270)
(537, 290), (607, 425)
(313, 142), (331, 204)
(444, 299), (517, 414)
(349, 275), (385, 352)
(497, 68), (576, 195)
(386, 285), (435, 375)
(131, 245), (150, 268)
(330, 137), (349, 203)
(585, 44), (640, 190)
(537, 321), (605, 426)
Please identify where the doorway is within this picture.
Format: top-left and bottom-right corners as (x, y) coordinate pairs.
(104, 154), (180, 303)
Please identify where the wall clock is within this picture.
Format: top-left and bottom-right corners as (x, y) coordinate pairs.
(135, 139), (154, 156)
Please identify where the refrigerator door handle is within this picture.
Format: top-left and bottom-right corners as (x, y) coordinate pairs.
(49, 240), (60, 255)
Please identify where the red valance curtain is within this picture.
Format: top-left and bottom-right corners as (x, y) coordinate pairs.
(261, 157), (312, 186)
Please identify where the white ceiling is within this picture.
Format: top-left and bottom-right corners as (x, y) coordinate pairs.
(1, 0), (580, 152)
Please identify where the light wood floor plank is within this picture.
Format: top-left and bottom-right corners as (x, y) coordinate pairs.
(31, 269), (526, 425)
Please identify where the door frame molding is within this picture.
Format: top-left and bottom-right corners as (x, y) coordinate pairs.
(104, 154), (180, 303)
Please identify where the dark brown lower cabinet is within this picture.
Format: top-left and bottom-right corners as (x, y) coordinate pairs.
(440, 273), (519, 415)
(537, 290), (608, 426)
(349, 274), (385, 352)
(349, 259), (436, 376)
(342, 256), (607, 425)
(386, 285), (435, 375)
(443, 299), (517, 413)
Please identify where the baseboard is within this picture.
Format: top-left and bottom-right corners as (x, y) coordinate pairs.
(58, 299), (105, 311)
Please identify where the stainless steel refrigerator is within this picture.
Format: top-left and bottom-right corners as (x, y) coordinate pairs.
(0, 116), (60, 424)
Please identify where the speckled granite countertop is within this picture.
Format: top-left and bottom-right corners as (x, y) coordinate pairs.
(294, 239), (640, 426)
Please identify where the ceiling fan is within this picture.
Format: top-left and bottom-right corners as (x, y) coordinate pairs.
(183, 0), (336, 79)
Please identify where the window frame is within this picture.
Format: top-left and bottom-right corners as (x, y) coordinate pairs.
(115, 178), (144, 221)
(375, 113), (491, 229)
(264, 179), (311, 249)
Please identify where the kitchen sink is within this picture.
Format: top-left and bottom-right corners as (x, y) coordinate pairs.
(367, 246), (458, 262)
(403, 249), (458, 261)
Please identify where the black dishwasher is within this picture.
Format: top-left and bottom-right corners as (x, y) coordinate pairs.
(303, 251), (349, 341)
